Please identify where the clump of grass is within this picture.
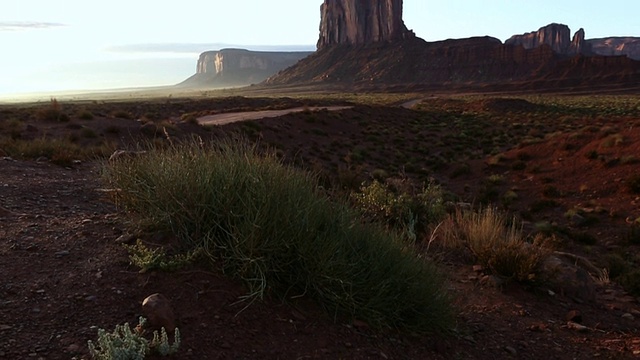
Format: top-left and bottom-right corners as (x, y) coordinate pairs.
(0, 137), (115, 166)
(105, 139), (452, 334)
(438, 207), (550, 282)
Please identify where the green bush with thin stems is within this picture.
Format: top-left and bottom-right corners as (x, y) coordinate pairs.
(104, 138), (452, 334)
(437, 207), (550, 282)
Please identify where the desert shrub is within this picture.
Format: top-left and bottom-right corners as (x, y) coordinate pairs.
(626, 174), (640, 194)
(438, 207), (550, 282)
(0, 137), (115, 165)
(604, 253), (629, 279)
(36, 98), (69, 122)
(88, 317), (179, 359)
(352, 179), (446, 241)
(105, 139), (452, 334)
(124, 240), (203, 273)
(112, 110), (132, 119)
(627, 225), (640, 245)
(620, 270), (640, 297)
(81, 128), (99, 139)
(78, 110), (95, 120)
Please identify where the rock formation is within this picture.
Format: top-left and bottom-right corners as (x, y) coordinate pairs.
(505, 23), (590, 56)
(588, 37), (640, 60)
(317, 0), (414, 49)
(180, 49), (312, 88)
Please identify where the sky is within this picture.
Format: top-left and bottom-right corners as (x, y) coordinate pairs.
(1, 0), (639, 97)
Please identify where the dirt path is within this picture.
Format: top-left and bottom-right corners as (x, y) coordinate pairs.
(197, 106), (352, 126)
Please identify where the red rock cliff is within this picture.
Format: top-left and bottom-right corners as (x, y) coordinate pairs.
(505, 23), (590, 56)
(317, 0), (414, 49)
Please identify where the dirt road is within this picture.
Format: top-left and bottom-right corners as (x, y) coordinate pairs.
(197, 106), (352, 126)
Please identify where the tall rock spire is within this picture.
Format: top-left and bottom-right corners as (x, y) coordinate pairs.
(317, 0), (414, 49)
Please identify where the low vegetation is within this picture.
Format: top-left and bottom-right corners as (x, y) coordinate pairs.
(105, 138), (453, 333)
(438, 207), (551, 282)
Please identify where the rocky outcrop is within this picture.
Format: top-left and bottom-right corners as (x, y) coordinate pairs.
(317, 0), (414, 49)
(180, 49), (312, 88)
(588, 37), (640, 60)
(505, 23), (590, 56)
(569, 28), (589, 55)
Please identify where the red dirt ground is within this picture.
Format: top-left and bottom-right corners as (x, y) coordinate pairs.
(1, 96), (639, 359)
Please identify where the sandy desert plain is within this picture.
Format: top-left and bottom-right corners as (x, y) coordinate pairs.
(1, 85), (640, 359)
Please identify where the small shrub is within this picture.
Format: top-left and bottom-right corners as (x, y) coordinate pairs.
(604, 254), (629, 279)
(124, 240), (203, 273)
(627, 225), (640, 245)
(78, 111), (95, 120)
(529, 199), (559, 213)
(352, 179), (446, 241)
(626, 174), (640, 194)
(511, 160), (526, 171)
(87, 317), (180, 359)
(620, 270), (640, 297)
(36, 98), (69, 122)
(542, 185), (561, 198)
(105, 125), (121, 134)
(81, 128), (99, 139)
(438, 207), (550, 282)
(585, 150), (598, 160)
(112, 110), (132, 119)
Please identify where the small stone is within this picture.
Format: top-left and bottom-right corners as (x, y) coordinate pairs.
(472, 265), (484, 272)
(463, 335), (475, 343)
(0, 325), (12, 331)
(142, 293), (175, 332)
(480, 275), (504, 288)
(85, 295), (97, 302)
(567, 321), (589, 332)
(115, 234), (136, 245)
(622, 313), (635, 321)
(504, 346), (517, 355)
(67, 344), (81, 353)
(81, 219), (92, 224)
(55, 250), (70, 257)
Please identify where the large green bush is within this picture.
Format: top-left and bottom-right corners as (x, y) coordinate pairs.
(105, 139), (452, 334)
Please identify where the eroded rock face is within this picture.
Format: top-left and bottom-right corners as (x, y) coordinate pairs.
(505, 23), (590, 56)
(588, 37), (640, 60)
(317, 0), (414, 49)
(181, 49), (312, 88)
(506, 23), (571, 53)
(196, 49), (311, 76)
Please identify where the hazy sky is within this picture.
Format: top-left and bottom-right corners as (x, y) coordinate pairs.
(1, 0), (639, 97)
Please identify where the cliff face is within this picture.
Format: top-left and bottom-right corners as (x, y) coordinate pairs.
(196, 49), (312, 76)
(505, 23), (590, 56)
(588, 37), (640, 60)
(182, 49), (312, 87)
(317, 0), (414, 49)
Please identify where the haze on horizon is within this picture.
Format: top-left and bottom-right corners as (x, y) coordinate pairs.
(1, 0), (639, 98)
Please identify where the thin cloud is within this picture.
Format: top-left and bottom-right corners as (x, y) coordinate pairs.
(0, 21), (67, 31)
(107, 43), (315, 54)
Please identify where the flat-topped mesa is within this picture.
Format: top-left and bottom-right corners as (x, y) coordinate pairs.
(317, 0), (415, 49)
(505, 23), (590, 56)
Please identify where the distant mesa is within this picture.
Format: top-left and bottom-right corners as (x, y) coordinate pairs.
(181, 0), (640, 91)
(179, 48), (312, 88)
(266, 0), (640, 91)
(505, 23), (590, 56)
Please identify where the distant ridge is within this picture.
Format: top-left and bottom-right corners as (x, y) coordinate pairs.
(265, 0), (640, 92)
